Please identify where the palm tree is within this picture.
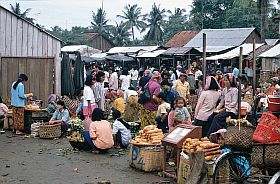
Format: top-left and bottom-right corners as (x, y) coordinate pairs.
(167, 8), (186, 17)
(144, 3), (166, 45)
(117, 4), (146, 40)
(91, 8), (109, 36)
(109, 22), (131, 46)
(10, 3), (35, 23)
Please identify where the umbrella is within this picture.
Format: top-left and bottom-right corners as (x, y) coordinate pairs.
(74, 52), (84, 95)
(61, 53), (75, 96)
(105, 54), (135, 62)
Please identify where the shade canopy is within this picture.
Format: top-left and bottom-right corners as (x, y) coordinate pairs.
(105, 54), (135, 62)
(206, 43), (264, 60)
(137, 50), (166, 58)
(163, 47), (192, 56)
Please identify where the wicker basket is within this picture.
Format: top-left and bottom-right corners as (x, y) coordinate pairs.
(69, 141), (92, 151)
(251, 142), (280, 168)
(39, 123), (61, 139)
(224, 126), (255, 151)
(128, 143), (164, 172)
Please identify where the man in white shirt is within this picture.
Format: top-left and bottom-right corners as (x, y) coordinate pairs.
(124, 87), (138, 103)
(130, 67), (139, 90)
(109, 68), (119, 90)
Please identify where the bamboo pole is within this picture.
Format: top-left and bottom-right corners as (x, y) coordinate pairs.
(202, 33), (206, 86)
(238, 47), (243, 119)
(252, 38), (256, 124)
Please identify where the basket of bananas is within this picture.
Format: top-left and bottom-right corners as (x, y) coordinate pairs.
(67, 118), (91, 151)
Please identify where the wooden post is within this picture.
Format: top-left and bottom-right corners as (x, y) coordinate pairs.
(252, 38), (257, 124)
(238, 47), (243, 119)
(0, 54), (2, 97)
(202, 33), (206, 87)
(54, 53), (61, 95)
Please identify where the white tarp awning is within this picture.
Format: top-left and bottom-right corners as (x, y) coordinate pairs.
(206, 43), (264, 60)
(107, 46), (159, 54)
(137, 50), (166, 58)
(195, 46), (234, 53)
(259, 44), (280, 58)
(61, 45), (101, 56)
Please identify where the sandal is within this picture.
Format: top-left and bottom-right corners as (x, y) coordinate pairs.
(15, 131), (25, 135)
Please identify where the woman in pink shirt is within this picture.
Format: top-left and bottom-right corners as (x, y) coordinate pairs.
(207, 73), (238, 136)
(193, 76), (221, 137)
(85, 108), (114, 152)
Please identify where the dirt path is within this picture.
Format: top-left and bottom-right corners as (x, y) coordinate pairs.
(0, 132), (175, 184)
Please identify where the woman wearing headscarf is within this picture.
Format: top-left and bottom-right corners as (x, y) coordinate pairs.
(123, 87), (139, 122)
(47, 94), (57, 116)
(193, 76), (221, 137)
(11, 74), (33, 135)
(139, 71), (161, 129)
(207, 73), (238, 136)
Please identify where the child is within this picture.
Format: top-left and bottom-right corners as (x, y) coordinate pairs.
(112, 109), (131, 148)
(0, 97), (8, 131)
(155, 92), (170, 133)
(113, 90), (125, 114)
(174, 97), (191, 127)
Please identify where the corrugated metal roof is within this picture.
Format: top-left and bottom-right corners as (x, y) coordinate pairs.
(265, 39), (280, 46)
(137, 50), (166, 58)
(195, 46), (235, 53)
(184, 28), (256, 48)
(165, 31), (198, 47)
(246, 44), (274, 60)
(206, 43), (263, 60)
(163, 47), (193, 56)
(259, 44), (280, 58)
(107, 46), (159, 54)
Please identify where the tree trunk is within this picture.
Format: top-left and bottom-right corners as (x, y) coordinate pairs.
(132, 26), (135, 41)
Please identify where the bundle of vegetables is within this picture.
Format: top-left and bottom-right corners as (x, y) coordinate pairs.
(226, 117), (253, 127)
(130, 125), (164, 145)
(70, 117), (85, 132)
(25, 104), (40, 110)
(67, 131), (85, 142)
(183, 138), (221, 161)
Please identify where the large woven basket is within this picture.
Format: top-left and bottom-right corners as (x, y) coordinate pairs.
(251, 142), (280, 168)
(224, 126), (255, 151)
(128, 143), (164, 172)
(39, 123), (61, 139)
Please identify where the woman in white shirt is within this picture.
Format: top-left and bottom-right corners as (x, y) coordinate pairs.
(83, 76), (96, 118)
(130, 67), (139, 90)
(119, 69), (131, 90)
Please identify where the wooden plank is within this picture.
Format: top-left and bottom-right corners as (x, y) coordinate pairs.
(54, 53), (61, 95)
(16, 19), (23, 56)
(37, 31), (43, 56)
(22, 22), (28, 57)
(32, 27), (38, 57)
(27, 24), (33, 56)
(42, 34), (48, 56)
(52, 40), (58, 57)
(11, 15), (17, 56)
(0, 55), (2, 97)
(18, 57), (26, 74)
(41, 58), (47, 106)
(0, 9), (6, 55)
(1, 58), (8, 100)
(5, 12), (12, 56)
(47, 36), (53, 56)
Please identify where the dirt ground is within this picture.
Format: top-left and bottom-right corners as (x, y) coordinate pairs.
(0, 131), (175, 184)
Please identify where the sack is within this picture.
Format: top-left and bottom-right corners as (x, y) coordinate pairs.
(252, 112), (280, 143)
(138, 84), (151, 105)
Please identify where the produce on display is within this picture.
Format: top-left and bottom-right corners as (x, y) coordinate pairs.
(67, 118), (85, 142)
(67, 131), (85, 142)
(226, 117), (253, 127)
(25, 104), (40, 110)
(130, 125), (164, 145)
(183, 138), (221, 161)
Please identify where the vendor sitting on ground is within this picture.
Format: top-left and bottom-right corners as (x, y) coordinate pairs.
(112, 109), (131, 148)
(0, 96), (8, 131)
(49, 100), (70, 134)
(89, 108), (114, 151)
(47, 94), (57, 116)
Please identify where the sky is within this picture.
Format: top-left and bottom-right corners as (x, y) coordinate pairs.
(1, 0), (193, 34)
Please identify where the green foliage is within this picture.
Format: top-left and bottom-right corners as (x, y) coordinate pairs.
(91, 8), (110, 37)
(108, 21), (131, 46)
(117, 4), (146, 40)
(10, 2), (35, 23)
(163, 8), (188, 43)
(144, 3), (166, 45)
